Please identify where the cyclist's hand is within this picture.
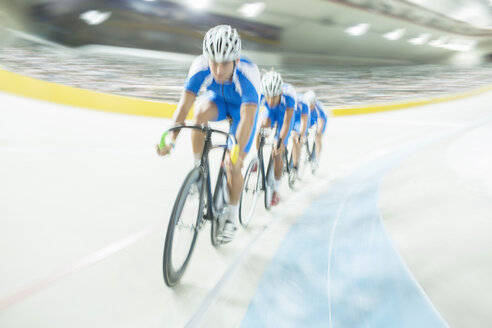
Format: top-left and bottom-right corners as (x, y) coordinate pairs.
(273, 143), (284, 157)
(156, 143), (173, 156)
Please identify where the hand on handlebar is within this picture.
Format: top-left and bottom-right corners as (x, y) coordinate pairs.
(226, 150), (243, 174)
(156, 143), (173, 156)
(156, 129), (177, 156)
(272, 140), (284, 157)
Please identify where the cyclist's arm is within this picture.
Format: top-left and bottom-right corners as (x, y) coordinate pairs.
(279, 108), (294, 144)
(317, 117), (326, 135)
(163, 90), (196, 142)
(316, 106), (327, 136)
(300, 114), (308, 138)
(236, 103), (257, 155)
(235, 61), (260, 156)
(280, 84), (296, 144)
(169, 90), (196, 138)
(171, 55), (207, 138)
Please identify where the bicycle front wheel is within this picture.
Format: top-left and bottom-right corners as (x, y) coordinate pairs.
(211, 166), (229, 247)
(163, 167), (204, 287)
(239, 157), (260, 227)
(264, 156), (274, 210)
(297, 143), (309, 181)
(287, 150), (297, 189)
(311, 141), (318, 175)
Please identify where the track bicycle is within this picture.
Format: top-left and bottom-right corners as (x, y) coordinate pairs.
(159, 124), (238, 287)
(238, 127), (280, 227)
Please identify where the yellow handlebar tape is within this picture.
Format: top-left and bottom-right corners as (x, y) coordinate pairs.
(230, 144), (239, 165)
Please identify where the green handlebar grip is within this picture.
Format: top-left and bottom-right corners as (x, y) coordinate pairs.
(159, 131), (168, 150)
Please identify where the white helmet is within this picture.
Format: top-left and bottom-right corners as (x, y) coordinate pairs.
(262, 71), (283, 97)
(203, 25), (241, 63)
(304, 90), (316, 105)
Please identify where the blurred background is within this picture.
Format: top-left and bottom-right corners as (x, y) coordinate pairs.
(1, 0), (492, 105)
(1, 3), (492, 327)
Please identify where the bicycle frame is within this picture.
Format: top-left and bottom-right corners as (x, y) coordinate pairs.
(256, 127), (272, 191)
(304, 125), (318, 161)
(162, 124), (236, 223)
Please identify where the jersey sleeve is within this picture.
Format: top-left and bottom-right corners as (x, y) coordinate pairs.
(316, 101), (327, 121)
(301, 102), (309, 115)
(237, 62), (261, 106)
(184, 55), (208, 95)
(283, 83), (296, 110)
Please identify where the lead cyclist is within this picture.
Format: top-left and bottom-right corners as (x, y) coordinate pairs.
(156, 25), (261, 244)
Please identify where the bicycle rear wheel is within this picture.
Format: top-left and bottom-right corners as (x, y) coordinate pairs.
(239, 157), (260, 227)
(311, 141), (318, 175)
(297, 143), (309, 181)
(286, 150), (297, 189)
(211, 166), (229, 247)
(163, 167), (204, 287)
(264, 156), (274, 210)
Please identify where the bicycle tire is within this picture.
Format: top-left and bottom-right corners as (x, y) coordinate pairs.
(163, 167), (204, 287)
(239, 157), (260, 227)
(287, 151), (297, 190)
(311, 141), (318, 175)
(211, 166), (228, 247)
(297, 143), (308, 181)
(264, 156), (274, 210)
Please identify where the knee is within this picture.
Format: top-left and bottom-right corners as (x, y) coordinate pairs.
(193, 109), (208, 125)
(193, 101), (215, 125)
(292, 134), (299, 144)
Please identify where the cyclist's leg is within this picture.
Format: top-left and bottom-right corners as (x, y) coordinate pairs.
(283, 120), (293, 169)
(291, 119), (301, 168)
(191, 92), (220, 164)
(315, 119), (326, 158)
(274, 117), (290, 180)
(227, 106), (259, 206)
(291, 131), (300, 167)
(219, 105), (259, 242)
(255, 109), (273, 150)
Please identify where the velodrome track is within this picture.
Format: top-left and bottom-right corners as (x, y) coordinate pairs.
(1, 75), (491, 327)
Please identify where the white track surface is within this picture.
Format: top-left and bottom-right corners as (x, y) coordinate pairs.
(1, 90), (491, 327)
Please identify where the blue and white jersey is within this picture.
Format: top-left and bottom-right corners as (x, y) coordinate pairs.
(309, 100), (327, 127)
(260, 83), (296, 144)
(294, 93), (310, 123)
(260, 82), (296, 126)
(260, 83), (296, 131)
(184, 55), (261, 108)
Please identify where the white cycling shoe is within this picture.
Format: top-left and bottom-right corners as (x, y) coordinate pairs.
(218, 220), (237, 244)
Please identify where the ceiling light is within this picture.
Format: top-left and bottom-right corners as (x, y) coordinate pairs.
(186, 0), (211, 10)
(383, 28), (406, 40)
(441, 39), (476, 52)
(238, 2), (266, 18)
(345, 23), (370, 36)
(408, 33), (431, 45)
(428, 36), (449, 47)
(79, 10), (111, 25)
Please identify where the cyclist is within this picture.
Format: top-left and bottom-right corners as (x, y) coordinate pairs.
(304, 90), (327, 161)
(291, 92), (310, 174)
(156, 25), (261, 244)
(255, 70), (296, 206)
